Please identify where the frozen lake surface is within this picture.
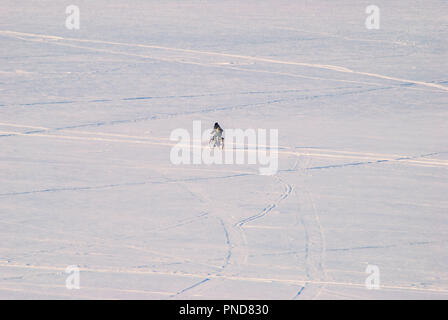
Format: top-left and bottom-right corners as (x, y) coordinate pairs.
(0, 0), (447, 299)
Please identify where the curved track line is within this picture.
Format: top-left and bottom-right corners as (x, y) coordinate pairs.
(1, 30), (447, 92)
(236, 177), (293, 227)
(292, 187), (328, 299)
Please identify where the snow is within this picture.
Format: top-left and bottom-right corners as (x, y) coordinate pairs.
(0, 0), (447, 299)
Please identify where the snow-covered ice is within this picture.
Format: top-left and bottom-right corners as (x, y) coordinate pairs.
(0, 0), (447, 299)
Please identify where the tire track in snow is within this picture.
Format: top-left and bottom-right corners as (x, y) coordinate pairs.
(290, 155), (328, 299)
(2, 121), (443, 163)
(235, 177), (293, 227)
(228, 161), (296, 284)
(2, 262), (447, 295)
(0, 174), (252, 197)
(153, 175), (241, 298)
(293, 189), (328, 299)
(167, 278), (210, 299)
(4, 121), (447, 166)
(1, 86), (369, 108)
(306, 190), (328, 299)
(2, 30), (447, 92)
(174, 171), (268, 282)
(146, 212), (210, 234)
(273, 25), (419, 47)
(219, 218), (232, 269)
(177, 187), (235, 272)
(307, 151), (448, 170)
(2, 126), (447, 169)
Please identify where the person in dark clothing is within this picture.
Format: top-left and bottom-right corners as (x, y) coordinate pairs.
(210, 122), (224, 149)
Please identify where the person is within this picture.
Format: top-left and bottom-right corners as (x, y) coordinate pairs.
(210, 122), (224, 149)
